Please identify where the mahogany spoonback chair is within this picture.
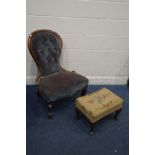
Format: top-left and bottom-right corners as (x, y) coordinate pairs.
(28, 29), (88, 118)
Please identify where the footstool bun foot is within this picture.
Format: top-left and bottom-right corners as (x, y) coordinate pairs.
(114, 108), (122, 120)
(90, 122), (95, 135)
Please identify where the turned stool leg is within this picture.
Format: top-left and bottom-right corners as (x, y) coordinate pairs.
(90, 122), (95, 135)
(114, 108), (122, 120)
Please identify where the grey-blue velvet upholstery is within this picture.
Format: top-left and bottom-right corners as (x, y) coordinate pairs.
(39, 71), (88, 102)
(31, 31), (63, 76)
(29, 30), (88, 103)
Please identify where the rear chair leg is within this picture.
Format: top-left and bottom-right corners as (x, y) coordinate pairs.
(36, 85), (40, 97)
(114, 108), (122, 120)
(48, 103), (54, 119)
(76, 108), (80, 120)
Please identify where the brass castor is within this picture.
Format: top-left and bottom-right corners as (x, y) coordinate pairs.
(90, 131), (94, 136)
(48, 112), (53, 119)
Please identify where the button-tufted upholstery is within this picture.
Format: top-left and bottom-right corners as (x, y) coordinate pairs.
(30, 30), (63, 76)
(28, 30), (89, 107)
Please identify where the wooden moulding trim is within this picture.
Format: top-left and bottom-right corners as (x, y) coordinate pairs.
(27, 29), (63, 84)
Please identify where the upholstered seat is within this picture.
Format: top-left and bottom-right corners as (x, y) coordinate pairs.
(39, 71), (88, 102)
(28, 29), (89, 118)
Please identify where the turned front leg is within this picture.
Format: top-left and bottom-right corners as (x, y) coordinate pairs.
(48, 103), (54, 119)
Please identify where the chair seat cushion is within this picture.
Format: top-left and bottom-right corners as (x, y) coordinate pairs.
(76, 88), (123, 123)
(39, 71), (88, 102)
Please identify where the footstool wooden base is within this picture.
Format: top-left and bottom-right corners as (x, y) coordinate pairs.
(75, 88), (123, 135)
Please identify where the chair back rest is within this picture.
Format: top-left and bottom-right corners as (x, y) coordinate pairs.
(28, 29), (63, 76)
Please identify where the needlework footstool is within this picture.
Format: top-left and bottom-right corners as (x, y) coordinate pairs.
(75, 88), (123, 135)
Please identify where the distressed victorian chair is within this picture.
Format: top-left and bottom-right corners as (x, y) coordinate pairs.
(28, 29), (89, 118)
